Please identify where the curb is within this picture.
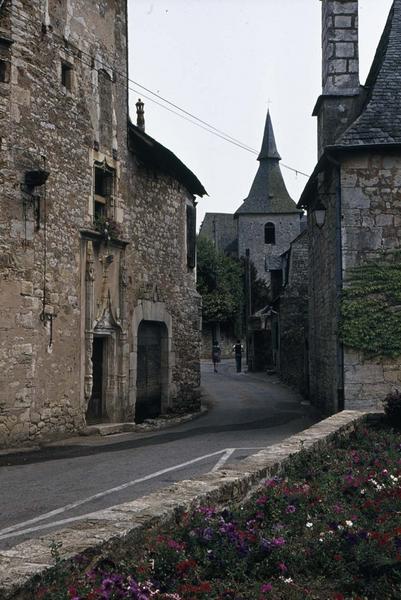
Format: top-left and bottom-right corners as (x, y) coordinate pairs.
(0, 402), (210, 457)
(0, 410), (379, 599)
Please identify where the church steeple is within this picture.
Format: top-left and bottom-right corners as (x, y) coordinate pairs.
(257, 110), (281, 161)
(235, 109), (299, 215)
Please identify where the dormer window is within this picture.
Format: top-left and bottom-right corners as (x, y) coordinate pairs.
(265, 222), (275, 245)
(93, 162), (115, 221)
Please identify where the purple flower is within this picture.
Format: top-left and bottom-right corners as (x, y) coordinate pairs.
(260, 538), (272, 553)
(278, 561), (288, 573)
(286, 505), (296, 514)
(272, 537), (286, 547)
(261, 583), (273, 593)
(202, 526), (214, 541)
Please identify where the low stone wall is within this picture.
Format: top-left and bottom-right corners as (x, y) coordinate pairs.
(0, 410), (376, 599)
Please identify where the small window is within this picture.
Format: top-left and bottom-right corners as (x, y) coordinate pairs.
(93, 164), (115, 222)
(61, 62), (73, 90)
(0, 60), (10, 84)
(94, 165), (114, 197)
(186, 204), (196, 269)
(264, 222), (275, 245)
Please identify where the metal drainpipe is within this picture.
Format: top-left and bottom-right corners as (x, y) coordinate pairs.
(328, 154), (345, 412)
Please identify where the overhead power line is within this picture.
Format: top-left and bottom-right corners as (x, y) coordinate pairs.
(2, 5), (310, 178)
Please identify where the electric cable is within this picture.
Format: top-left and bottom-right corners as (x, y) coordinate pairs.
(1, 4), (310, 178)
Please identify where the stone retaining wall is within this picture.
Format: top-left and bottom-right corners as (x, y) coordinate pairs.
(0, 410), (376, 599)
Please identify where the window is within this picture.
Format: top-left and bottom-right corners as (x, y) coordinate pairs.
(93, 164), (114, 221)
(0, 59), (10, 83)
(186, 203), (196, 269)
(61, 62), (73, 90)
(264, 222), (275, 245)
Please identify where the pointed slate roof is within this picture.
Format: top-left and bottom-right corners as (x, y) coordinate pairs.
(235, 111), (299, 215)
(337, 0), (401, 147)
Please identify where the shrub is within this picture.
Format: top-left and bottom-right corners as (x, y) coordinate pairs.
(383, 389), (401, 427)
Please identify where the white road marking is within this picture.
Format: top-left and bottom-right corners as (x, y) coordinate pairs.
(211, 448), (235, 472)
(0, 449), (226, 540)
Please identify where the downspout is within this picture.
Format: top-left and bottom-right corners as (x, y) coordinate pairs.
(327, 154), (344, 411)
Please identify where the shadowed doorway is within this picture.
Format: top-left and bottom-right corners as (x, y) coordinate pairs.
(86, 336), (107, 423)
(136, 320), (168, 423)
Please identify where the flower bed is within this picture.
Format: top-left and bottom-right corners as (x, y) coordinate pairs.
(36, 423), (401, 600)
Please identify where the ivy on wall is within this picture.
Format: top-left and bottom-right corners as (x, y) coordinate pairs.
(340, 256), (401, 357)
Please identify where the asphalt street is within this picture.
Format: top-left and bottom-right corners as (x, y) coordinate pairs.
(0, 359), (320, 550)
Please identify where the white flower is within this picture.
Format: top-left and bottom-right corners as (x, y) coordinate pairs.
(345, 520), (353, 527)
(306, 522), (313, 528)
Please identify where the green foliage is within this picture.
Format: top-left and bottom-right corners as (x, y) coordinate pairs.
(383, 389), (401, 427)
(197, 237), (244, 324)
(340, 258), (401, 357)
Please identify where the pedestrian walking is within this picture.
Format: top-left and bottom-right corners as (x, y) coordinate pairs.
(232, 339), (244, 373)
(211, 340), (221, 373)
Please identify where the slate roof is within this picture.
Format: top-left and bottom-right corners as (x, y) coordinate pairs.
(199, 213), (237, 254)
(235, 111), (299, 215)
(337, 0), (401, 147)
(128, 121), (207, 197)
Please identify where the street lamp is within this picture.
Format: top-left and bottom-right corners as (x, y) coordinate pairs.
(313, 202), (327, 228)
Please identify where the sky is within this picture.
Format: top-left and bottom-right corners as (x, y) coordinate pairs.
(127, 0), (393, 229)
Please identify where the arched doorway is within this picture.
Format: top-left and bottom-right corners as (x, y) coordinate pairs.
(136, 320), (168, 423)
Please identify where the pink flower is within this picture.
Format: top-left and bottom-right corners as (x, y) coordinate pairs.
(261, 583), (273, 593)
(278, 561), (288, 573)
(272, 537), (286, 547)
(256, 495), (268, 506)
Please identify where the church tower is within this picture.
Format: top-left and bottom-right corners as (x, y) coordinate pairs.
(235, 110), (301, 286)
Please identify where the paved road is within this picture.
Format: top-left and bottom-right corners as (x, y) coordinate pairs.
(0, 360), (319, 550)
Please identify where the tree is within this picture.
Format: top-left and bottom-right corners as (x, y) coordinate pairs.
(197, 237), (244, 324)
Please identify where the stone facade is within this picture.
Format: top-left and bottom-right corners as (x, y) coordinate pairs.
(274, 231), (309, 396)
(237, 213), (301, 284)
(300, 0), (401, 414)
(0, 0), (205, 447)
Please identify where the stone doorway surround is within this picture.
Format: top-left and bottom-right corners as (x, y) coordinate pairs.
(130, 300), (174, 420)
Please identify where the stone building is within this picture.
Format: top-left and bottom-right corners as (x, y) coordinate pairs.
(235, 110), (302, 285)
(299, 0), (401, 413)
(0, 0), (206, 447)
(199, 110), (302, 366)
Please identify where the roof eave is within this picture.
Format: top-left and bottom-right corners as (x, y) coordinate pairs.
(298, 142), (401, 209)
(128, 121), (207, 198)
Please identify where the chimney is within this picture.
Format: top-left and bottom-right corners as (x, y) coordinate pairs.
(135, 98), (145, 132)
(322, 0), (359, 94)
(314, 0), (362, 156)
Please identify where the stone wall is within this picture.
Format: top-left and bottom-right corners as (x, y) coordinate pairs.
(307, 167), (340, 414)
(0, 0), (129, 446)
(237, 213), (301, 284)
(341, 152), (401, 409)
(0, 0), (202, 448)
(277, 231), (309, 396)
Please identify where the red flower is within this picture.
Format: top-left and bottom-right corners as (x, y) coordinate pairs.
(334, 554), (343, 562)
(176, 559), (197, 575)
(334, 594), (345, 600)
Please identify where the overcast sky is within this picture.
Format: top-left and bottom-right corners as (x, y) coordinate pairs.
(127, 0), (393, 229)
